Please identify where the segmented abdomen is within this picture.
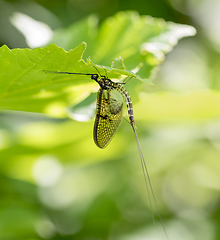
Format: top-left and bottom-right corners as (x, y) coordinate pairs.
(116, 84), (136, 127)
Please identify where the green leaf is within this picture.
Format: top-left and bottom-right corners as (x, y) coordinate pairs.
(111, 57), (125, 70)
(51, 11), (196, 79)
(0, 43), (149, 116)
(0, 11), (196, 115)
(0, 43), (92, 116)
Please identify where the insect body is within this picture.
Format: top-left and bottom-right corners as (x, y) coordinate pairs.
(92, 73), (135, 148)
(44, 67), (169, 240)
(44, 68), (135, 148)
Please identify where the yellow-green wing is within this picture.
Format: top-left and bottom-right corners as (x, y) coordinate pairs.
(93, 88), (124, 148)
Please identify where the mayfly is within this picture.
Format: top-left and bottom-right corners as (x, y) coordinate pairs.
(44, 67), (169, 239)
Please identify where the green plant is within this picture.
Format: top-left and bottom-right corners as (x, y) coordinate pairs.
(0, 11), (201, 240)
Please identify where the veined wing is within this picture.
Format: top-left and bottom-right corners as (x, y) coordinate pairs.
(93, 88), (123, 148)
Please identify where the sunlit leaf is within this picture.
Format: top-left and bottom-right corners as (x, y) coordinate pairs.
(0, 12), (195, 116)
(0, 43), (90, 115)
(51, 11), (196, 79)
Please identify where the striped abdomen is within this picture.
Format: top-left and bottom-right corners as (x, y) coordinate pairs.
(116, 84), (136, 128)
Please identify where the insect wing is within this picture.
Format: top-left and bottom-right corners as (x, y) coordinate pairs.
(93, 88), (123, 148)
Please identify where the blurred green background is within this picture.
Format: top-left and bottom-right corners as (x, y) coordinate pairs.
(0, 0), (220, 240)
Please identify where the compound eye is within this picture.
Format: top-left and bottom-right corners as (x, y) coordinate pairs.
(91, 74), (98, 80)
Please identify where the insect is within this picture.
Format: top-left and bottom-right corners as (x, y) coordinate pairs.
(44, 67), (169, 239)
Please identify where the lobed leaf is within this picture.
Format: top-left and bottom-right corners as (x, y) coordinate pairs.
(51, 11), (196, 79)
(0, 11), (196, 116)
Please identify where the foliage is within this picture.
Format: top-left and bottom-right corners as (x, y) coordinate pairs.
(0, 12), (195, 117)
(0, 5), (219, 240)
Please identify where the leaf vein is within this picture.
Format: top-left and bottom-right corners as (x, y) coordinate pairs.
(5, 50), (51, 95)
